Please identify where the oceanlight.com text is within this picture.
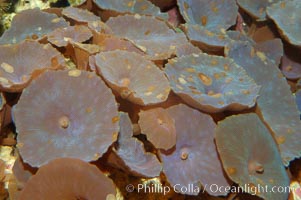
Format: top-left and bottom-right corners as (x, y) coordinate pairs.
(125, 183), (297, 196)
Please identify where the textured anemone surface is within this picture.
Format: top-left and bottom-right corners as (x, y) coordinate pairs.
(0, 8), (69, 45)
(177, 0), (238, 31)
(106, 14), (188, 60)
(93, 0), (167, 20)
(14, 70), (119, 167)
(94, 50), (170, 105)
(226, 41), (301, 166)
(62, 6), (100, 23)
(165, 53), (260, 113)
(215, 113), (290, 200)
(161, 104), (230, 196)
(110, 112), (162, 177)
(237, 0), (281, 20)
(138, 108), (176, 150)
(47, 25), (92, 47)
(0, 40), (65, 92)
(267, 1), (301, 46)
(18, 158), (116, 200)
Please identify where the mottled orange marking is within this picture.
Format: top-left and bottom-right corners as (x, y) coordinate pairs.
(112, 131), (119, 141)
(205, 30), (214, 37)
(112, 116), (120, 123)
(1, 62), (14, 73)
(214, 73), (221, 80)
(68, 69), (81, 77)
(86, 107), (92, 113)
(218, 101), (224, 105)
(211, 59), (218, 66)
(223, 64), (230, 72)
(280, 2), (286, 8)
(201, 16), (207, 26)
(241, 90), (250, 95)
(191, 90), (201, 95)
(285, 65), (292, 72)
(144, 30), (151, 35)
(227, 167), (237, 175)
(93, 153), (100, 160)
(250, 47), (255, 58)
(51, 57), (59, 67)
(184, 2), (189, 10)
(51, 18), (61, 23)
(157, 118), (164, 125)
(198, 73), (212, 86)
(31, 34), (38, 40)
(276, 136), (286, 144)
(211, 5), (218, 12)
(147, 85), (156, 92)
(127, 1), (134, 7)
(156, 93), (164, 100)
(185, 68), (196, 73)
(17, 142), (24, 148)
(140, 5), (148, 11)
(120, 78), (131, 87)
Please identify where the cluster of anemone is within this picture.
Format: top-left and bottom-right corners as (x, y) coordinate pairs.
(0, 0), (300, 199)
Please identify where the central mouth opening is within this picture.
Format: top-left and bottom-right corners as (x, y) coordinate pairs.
(58, 116), (70, 129)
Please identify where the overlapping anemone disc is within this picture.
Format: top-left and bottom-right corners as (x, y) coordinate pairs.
(237, 0), (281, 20)
(47, 25), (93, 47)
(177, 0), (238, 31)
(254, 38), (283, 66)
(88, 21), (113, 35)
(215, 113), (290, 200)
(13, 70), (119, 167)
(93, 0), (168, 20)
(160, 104), (230, 196)
(72, 42), (101, 70)
(138, 108), (176, 150)
(93, 50), (170, 105)
(0, 8), (69, 45)
(296, 90), (301, 114)
(183, 24), (232, 52)
(0, 40), (65, 92)
(92, 34), (144, 55)
(18, 158), (116, 200)
(267, 1), (301, 46)
(165, 53), (260, 113)
(281, 52), (301, 80)
(226, 41), (301, 166)
(109, 112), (162, 177)
(12, 156), (36, 188)
(62, 6), (100, 24)
(174, 42), (202, 57)
(226, 31), (255, 44)
(106, 14), (188, 60)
